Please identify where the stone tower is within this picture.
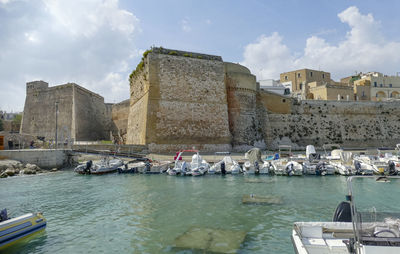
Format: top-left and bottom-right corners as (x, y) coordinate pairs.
(126, 48), (232, 152)
(225, 63), (264, 150)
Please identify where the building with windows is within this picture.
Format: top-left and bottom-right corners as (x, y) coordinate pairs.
(353, 72), (400, 101)
(258, 79), (290, 95)
(280, 69), (331, 94)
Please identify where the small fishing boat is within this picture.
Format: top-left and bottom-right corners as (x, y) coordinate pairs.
(243, 148), (269, 175)
(208, 153), (242, 174)
(75, 157), (124, 175)
(167, 150), (209, 176)
(328, 151), (354, 176)
(0, 209), (46, 249)
(292, 176), (400, 253)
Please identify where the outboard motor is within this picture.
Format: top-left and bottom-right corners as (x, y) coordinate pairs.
(145, 161), (151, 172)
(0, 209), (8, 222)
(254, 161), (260, 175)
(333, 201), (352, 222)
(221, 161), (226, 175)
(85, 160), (93, 174)
(388, 161), (397, 175)
(315, 162), (323, 176)
(286, 163), (294, 176)
(354, 160), (362, 175)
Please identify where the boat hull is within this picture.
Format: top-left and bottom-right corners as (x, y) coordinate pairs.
(0, 213), (46, 249)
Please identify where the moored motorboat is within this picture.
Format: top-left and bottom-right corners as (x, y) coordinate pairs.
(292, 176), (400, 254)
(208, 154), (242, 174)
(0, 209), (46, 250)
(167, 150), (209, 176)
(75, 157), (124, 175)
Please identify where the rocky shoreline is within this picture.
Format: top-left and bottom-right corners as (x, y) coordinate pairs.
(0, 159), (58, 178)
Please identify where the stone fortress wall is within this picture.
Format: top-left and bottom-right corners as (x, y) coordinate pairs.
(20, 48), (400, 151)
(127, 48), (232, 152)
(262, 93), (400, 149)
(126, 48), (400, 151)
(21, 81), (112, 142)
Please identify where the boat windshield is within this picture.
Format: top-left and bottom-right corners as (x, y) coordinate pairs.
(349, 176), (400, 246)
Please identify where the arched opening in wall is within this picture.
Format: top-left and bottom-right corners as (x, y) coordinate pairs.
(391, 91), (400, 99)
(376, 91), (386, 101)
(306, 93), (314, 100)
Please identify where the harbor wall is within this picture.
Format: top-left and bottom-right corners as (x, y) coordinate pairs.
(261, 92), (400, 149)
(0, 149), (74, 169)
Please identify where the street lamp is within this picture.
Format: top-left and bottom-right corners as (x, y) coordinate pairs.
(55, 101), (59, 149)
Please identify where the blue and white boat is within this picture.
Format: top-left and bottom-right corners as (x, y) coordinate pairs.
(0, 210), (46, 250)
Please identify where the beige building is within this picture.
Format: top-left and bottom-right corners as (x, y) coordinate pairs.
(280, 68), (356, 101)
(280, 69), (330, 93)
(354, 72), (400, 101)
(307, 81), (354, 101)
(353, 79), (371, 101)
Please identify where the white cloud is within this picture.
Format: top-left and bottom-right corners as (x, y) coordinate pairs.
(181, 18), (191, 32)
(0, 0), (140, 111)
(241, 6), (400, 80)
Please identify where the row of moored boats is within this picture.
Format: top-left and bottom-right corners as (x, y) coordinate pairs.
(74, 144), (400, 176)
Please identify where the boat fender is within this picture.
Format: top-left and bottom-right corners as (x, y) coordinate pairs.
(332, 201), (352, 222)
(221, 162), (226, 175)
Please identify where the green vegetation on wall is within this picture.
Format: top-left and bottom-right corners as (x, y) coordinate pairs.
(129, 49), (153, 82)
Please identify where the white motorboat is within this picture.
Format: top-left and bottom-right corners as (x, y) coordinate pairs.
(242, 161), (269, 175)
(271, 159), (303, 176)
(328, 151), (354, 176)
(243, 148), (269, 174)
(74, 157), (123, 175)
(302, 145), (335, 175)
(292, 176), (400, 254)
(303, 161), (336, 175)
(167, 150), (209, 176)
(208, 155), (242, 174)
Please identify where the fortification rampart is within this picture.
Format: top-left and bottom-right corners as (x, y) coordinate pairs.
(225, 62), (264, 150)
(262, 91), (400, 149)
(21, 81), (111, 142)
(112, 99), (130, 143)
(126, 48), (232, 152)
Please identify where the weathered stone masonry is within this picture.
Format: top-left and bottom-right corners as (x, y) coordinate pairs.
(21, 81), (112, 142)
(20, 48), (400, 151)
(126, 48), (400, 151)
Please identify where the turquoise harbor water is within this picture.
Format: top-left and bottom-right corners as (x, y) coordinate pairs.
(0, 172), (392, 253)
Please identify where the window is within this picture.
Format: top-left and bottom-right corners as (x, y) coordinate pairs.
(374, 82), (377, 87)
(310, 72), (313, 77)
(380, 84), (383, 87)
(285, 76), (288, 80)
(322, 74), (325, 79)
(362, 91), (365, 96)
(300, 83), (303, 90)
(297, 73), (301, 78)
(390, 84), (393, 87)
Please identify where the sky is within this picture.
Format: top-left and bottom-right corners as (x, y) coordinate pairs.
(1, 0), (400, 112)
